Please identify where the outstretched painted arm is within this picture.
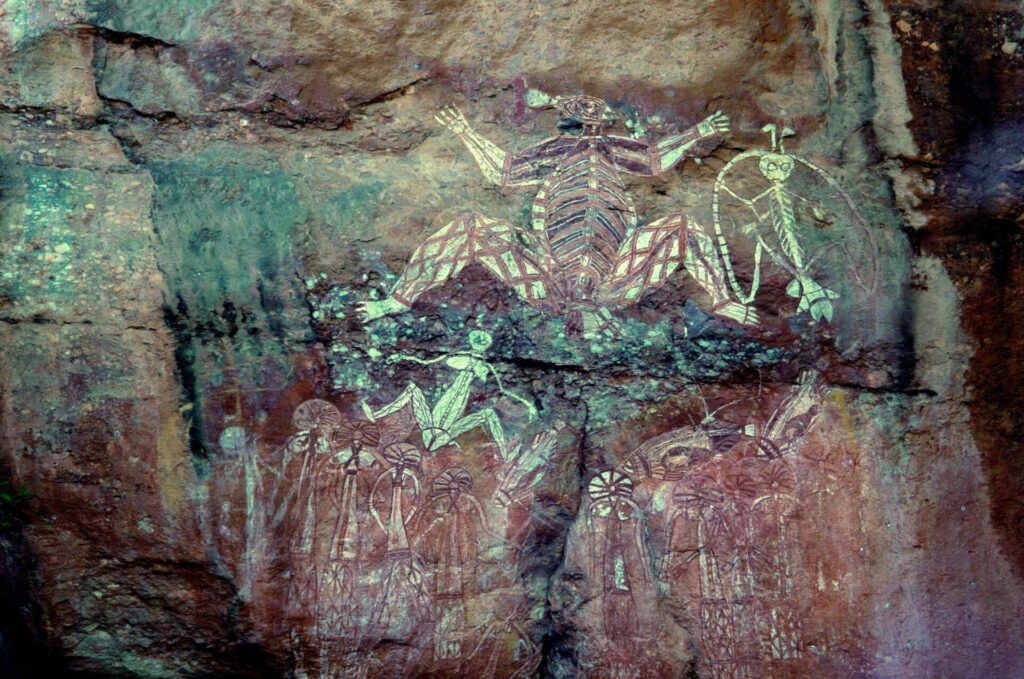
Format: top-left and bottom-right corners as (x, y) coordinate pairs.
(485, 363), (538, 419)
(613, 111), (730, 176)
(652, 111), (730, 173)
(387, 353), (447, 367)
(436, 106), (557, 187)
(436, 106), (508, 186)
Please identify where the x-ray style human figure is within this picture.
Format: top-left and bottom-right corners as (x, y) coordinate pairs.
(361, 330), (534, 459)
(712, 124), (878, 323)
(414, 468), (489, 663)
(278, 399), (344, 621)
(654, 378), (826, 679)
(317, 418), (380, 639)
(661, 462), (802, 679)
(586, 470), (651, 653)
(357, 95), (757, 336)
(368, 442), (430, 637)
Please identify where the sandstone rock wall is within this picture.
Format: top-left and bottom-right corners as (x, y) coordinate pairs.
(0, 1), (1021, 677)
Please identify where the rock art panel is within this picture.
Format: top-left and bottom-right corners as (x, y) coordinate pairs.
(1, 3), (1023, 678)
(359, 98), (756, 337)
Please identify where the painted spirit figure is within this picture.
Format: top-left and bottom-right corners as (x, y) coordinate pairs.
(663, 462), (802, 679)
(712, 124), (877, 323)
(362, 330), (534, 459)
(586, 470), (651, 654)
(358, 96), (757, 336)
(654, 377), (826, 678)
(217, 426), (266, 601)
(279, 399), (343, 621)
(317, 419), (380, 639)
(414, 468), (488, 663)
(368, 442), (430, 637)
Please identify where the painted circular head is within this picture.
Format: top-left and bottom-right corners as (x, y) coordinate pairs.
(218, 426), (247, 455)
(557, 95), (610, 124)
(723, 469), (760, 501)
(759, 460), (796, 494)
(587, 470), (634, 503)
(758, 153), (795, 181)
(382, 441), (423, 467)
(671, 473), (724, 508)
(293, 399), (343, 431)
(332, 419), (380, 450)
(468, 329), (493, 352)
(433, 467), (474, 497)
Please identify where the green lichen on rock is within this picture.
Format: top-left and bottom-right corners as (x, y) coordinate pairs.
(148, 149), (309, 336)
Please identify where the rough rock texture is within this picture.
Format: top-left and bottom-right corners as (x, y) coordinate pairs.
(0, 1), (1022, 677)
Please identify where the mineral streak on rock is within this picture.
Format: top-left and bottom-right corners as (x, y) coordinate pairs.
(0, 1), (1022, 677)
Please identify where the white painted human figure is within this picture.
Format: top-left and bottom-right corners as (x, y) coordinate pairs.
(414, 468), (489, 663)
(362, 330), (535, 459)
(368, 443), (430, 635)
(586, 471), (651, 653)
(218, 426), (266, 601)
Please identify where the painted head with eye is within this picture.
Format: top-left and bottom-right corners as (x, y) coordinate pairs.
(758, 153), (795, 181)
(556, 95), (610, 123)
(468, 329), (493, 353)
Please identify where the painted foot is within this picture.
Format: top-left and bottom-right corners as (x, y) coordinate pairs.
(789, 277), (837, 323)
(714, 301), (759, 326)
(357, 296), (410, 322)
(583, 308), (623, 340)
(807, 298), (835, 323)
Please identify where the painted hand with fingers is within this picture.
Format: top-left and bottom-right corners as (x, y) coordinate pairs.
(434, 106), (472, 135)
(699, 110), (731, 137)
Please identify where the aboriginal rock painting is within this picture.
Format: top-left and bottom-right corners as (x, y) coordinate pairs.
(567, 374), (869, 678)
(201, 92), (884, 676)
(358, 97), (758, 337)
(711, 124), (878, 325)
(208, 389), (564, 677)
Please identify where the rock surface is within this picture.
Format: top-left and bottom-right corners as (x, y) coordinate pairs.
(0, 1), (1021, 677)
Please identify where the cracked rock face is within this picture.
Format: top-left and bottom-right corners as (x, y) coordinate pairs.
(1, 2), (1022, 677)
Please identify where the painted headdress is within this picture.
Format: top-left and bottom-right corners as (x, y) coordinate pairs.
(553, 94), (610, 123)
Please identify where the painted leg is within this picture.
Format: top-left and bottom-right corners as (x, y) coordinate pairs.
(364, 382), (433, 431)
(685, 220), (759, 325)
(598, 215), (757, 325)
(788, 275), (838, 322)
(599, 214), (686, 306)
(358, 212), (556, 322)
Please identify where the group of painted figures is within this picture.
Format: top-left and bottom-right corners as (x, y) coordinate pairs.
(211, 95), (873, 677)
(359, 95), (874, 336)
(581, 372), (844, 678)
(215, 368), (561, 677)
(215, 360), (841, 678)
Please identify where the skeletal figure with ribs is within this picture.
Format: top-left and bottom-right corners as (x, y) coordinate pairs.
(358, 95), (758, 337)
